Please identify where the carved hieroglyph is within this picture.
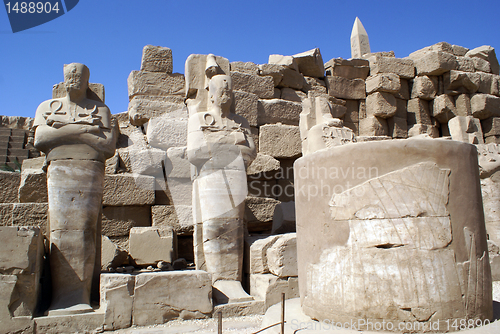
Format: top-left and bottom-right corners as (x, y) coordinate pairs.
(34, 63), (116, 315)
(295, 139), (492, 331)
(186, 55), (256, 303)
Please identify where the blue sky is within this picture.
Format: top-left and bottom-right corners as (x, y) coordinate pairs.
(1, 0), (499, 118)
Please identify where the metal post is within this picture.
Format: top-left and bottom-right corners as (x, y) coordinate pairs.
(218, 311), (222, 334)
(281, 293), (285, 334)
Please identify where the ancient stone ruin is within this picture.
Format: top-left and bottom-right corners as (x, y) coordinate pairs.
(0, 18), (499, 333)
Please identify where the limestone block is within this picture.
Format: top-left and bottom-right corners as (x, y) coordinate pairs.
(264, 276), (299, 310)
(230, 71), (275, 99)
(411, 75), (437, 100)
(230, 61), (259, 75)
(292, 48), (325, 78)
(324, 58), (370, 80)
(247, 153), (280, 176)
(366, 92), (397, 118)
(452, 45), (469, 56)
(407, 98), (432, 125)
(387, 116), (408, 139)
(443, 70), (480, 94)
(100, 273), (134, 330)
(141, 45), (173, 73)
(1, 203), (48, 234)
(151, 204), (193, 235)
(250, 273), (278, 300)
(127, 71), (185, 100)
(0, 227), (43, 318)
(432, 94), (457, 123)
(259, 124), (301, 159)
(247, 234), (280, 274)
(280, 88), (303, 102)
(269, 54), (299, 71)
(127, 147), (167, 178)
(146, 113), (188, 149)
(449, 116), (484, 144)
(466, 45), (499, 75)
(408, 124), (439, 138)
(365, 73), (401, 94)
(132, 271), (212, 325)
(359, 116), (389, 136)
(410, 51), (458, 76)
(395, 78), (410, 100)
(103, 174), (155, 206)
(471, 93), (500, 120)
(129, 226), (176, 266)
(367, 55), (415, 79)
(394, 98), (408, 119)
(343, 121), (359, 136)
(257, 99), (302, 126)
(101, 236), (128, 271)
(278, 68), (305, 90)
(34, 312), (105, 334)
(128, 96), (184, 126)
(326, 76), (365, 100)
(344, 100), (360, 123)
(478, 72), (500, 96)
(472, 57), (491, 73)
(267, 233), (298, 278)
(482, 117), (500, 137)
(0, 171), (20, 203)
(213, 300), (265, 317)
(16, 165), (47, 204)
(163, 146), (190, 179)
(258, 64), (285, 86)
(234, 91), (259, 127)
(245, 196), (280, 232)
(164, 177), (193, 206)
(303, 77), (327, 95)
(0, 315), (34, 334)
(272, 201), (296, 234)
(102, 205), (151, 237)
(455, 94), (472, 116)
(456, 56), (475, 72)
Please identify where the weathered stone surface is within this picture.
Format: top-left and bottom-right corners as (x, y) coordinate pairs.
(478, 72), (500, 96)
(365, 73), (401, 94)
(0, 171), (20, 203)
(367, 55), (415, 79)
(272, 201), (296, 234)
(351, 17), (371, 58)
(292, 48), (325, 78)
(411, 75), (437, 100)
(230, 61), (259, 75)
(259, 124), (301, 159)
(267, 233), (297, 278)
(234, 91), (259, 127)
(407, 98), (432, 125)
(101, 235), (128, 270)
(480, 170), (500, 247)
(164, 146), (191, 179)
(268, 55), (299, 71)
(141, 45), (173, 73)
(247, 235), (280, 274)
(100, 273), (134, 330)
(395, 79), (410, 100)
(455, 93), (472, 116)
(230, 71), (275, 99)
(471, 93), (500, 120)
(0, 203), (48, 234)
(443, 70), (480, 94)
(34, 311), (105, 334)
(466, 45), (500, 75)
(163, 177), (192, 206)
(409, 51), (458, 76)
(366, 92), (397, 119)
(432, 94), (457, 123)
(472, 57), (492, 73)
(103, 174), (155, 206)
(326, 76), (366, 100)
(102, 205), (151, 237)
(128, 96), (184, 126)
(324, 58), (370, 80)
(257, 99), (302, 126)
(408, 124), (439, 137)
(52, 82), (105, 103)
(387, 116), (408, 138)
(250, 274), (299, 310)
(129, 226), (176, 266)
(258, 64), (285, 86)
(151, 204), (193, 235)
(303, 77), (327, 95)
(394, 98), (408, 119)
(452, 45), (469, 56)
(146, 112), (188, 149)
(247, 153), (280, 175)
(126, 147), (167, 178)
(485, 136), (500, 144)
(128, 71), (185, 100)
(132, 271), (212, 326)
(278, 68), (304, 90)
(456, 56), (475, 72)
(359, 116), (389, 136)
(280, 87), (304, 102)
(482, 117), (500, 137)
(449, 116), (484, 144)
(213, 300), (265, 317)
(245, 196), (280, 231)
(18, 168), (47, 203)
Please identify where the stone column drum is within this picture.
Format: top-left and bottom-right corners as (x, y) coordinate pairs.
(294, 138), (492, 331)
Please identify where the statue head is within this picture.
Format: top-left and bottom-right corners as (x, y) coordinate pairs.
(208, 75), (233, 114)
(63, 63), (90, 94)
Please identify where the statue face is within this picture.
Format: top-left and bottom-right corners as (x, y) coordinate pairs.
(64, 63), (89, 93)
(209, 75), (232, 110)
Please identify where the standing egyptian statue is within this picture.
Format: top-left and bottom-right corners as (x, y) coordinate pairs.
(33, 63), (116, 315)
(186, 54), (256, 303)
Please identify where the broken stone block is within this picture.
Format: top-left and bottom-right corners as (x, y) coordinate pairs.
(230, 71), (275, 99)
(410, 51), (458, 76)
(443, 70), (480, 94)
(0, 171), (20, 203)
(132, 271), (212, 326)
(278, 68), (305, 90)
(324, 58), (370, 80)
(34, 312), (105, 334)
(264, 276), (299, 310)
(18, 167), (47, 203)
(100, 273), (134, 330)
(432, 94), (457, 123)
(164, 146), (191, 179)
(387, 116), (408, 138)
(395, 78), (410, 100)
(482, 117), (500, 138)
(245, 197), (280, 232)
(367, 55), (415, 79)
(366, 92), (397, 119)
(259, 124), (301, 159)
(472, 57), (492, 73)
(141, 45), (173, 73)
(280, 88), (303, 102)
(292, 48), (325, 78)
(411, 75), (437, 100)
(359, 116), (389, 136)
(456, 56), (475, 72)
(250, 273), (278, 300)
(272, 201), (296, 234)
(303, 77), (327, 95)
(128, 96), (184, 126)
(129, 227), (176, 266)
(471, 93), (500, 119)
(126, 147), (167, 179)
(151, 204), (193, 235)
(247, 235), (280, 274)
(146, 113), (188, 150)
(234, 91), (259, 127)
(212, 300), (265, 317)
(478, 72), (500, 96)
(230, 61), (259, 75)
(127, 71), (184, 100)
(102, 206), (151, 238)
(326, 76), (366, 100)
(448, 116), (484, 144)
(365, 73), (401, 94)
(408, 124), (439, 137)
(257, 99), (302, 126)
(455, 94), (472, 116)
(267, 233), (298, 278)
(103, 174), (155, 206)
(452, 45), (469, 56)
(466, 45), (500, 75)
(101, 236), (128, 271)
(407, 98), (432, 125)
(259, 64), (285, 86)
(269, 55), (299, 71)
